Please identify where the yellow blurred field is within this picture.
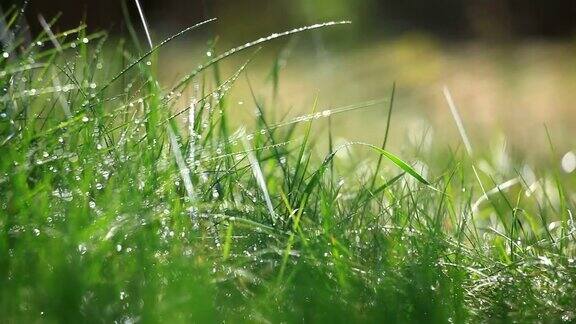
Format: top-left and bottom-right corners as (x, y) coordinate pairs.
(159, 35), (576, 158)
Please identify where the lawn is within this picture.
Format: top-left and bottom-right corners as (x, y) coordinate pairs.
(1, 6), (576, 323)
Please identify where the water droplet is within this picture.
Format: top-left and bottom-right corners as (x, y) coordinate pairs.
(82, 37), (89, 44)
(2, 52), (9, 58)
(82, 116), (89, 122)
(548, 221), (561, 231)
(53, 189), (73, 201)
(539, 255), (553, 267)
(562, 311), (575, 322)
(116, 244), (123, 252)
(561, 151), (576, 173)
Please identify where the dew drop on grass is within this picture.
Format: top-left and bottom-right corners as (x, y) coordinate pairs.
(539, 255), (554, 267)
(78, 244), (87, 255)
(2, 52), (8, 58)
(82, 37), (89, 44)
(116, 244), (122, 252)
(82, 116), (89, 123)
(33, 228), (40, 236)
(52, 189), (73, 201)
(561, 151), (576, 173)
(548, 221), (561, 231)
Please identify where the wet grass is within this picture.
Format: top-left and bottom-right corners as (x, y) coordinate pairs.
(1, 9), (576, 323)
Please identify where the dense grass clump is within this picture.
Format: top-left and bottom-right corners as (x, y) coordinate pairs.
(1, 11), (576, 323)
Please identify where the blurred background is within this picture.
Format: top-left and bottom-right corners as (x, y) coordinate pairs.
(5, 0), (576, 157)
(15, 0), (576, 39)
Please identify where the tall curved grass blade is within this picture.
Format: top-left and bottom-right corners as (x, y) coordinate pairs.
(170, 21), (351, 92)
(99, 18), (217, 93)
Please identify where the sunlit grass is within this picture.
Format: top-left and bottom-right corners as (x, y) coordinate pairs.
(1, 8), (576, 323)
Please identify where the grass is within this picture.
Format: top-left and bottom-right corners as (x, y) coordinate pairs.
(1, 7), (576, 323)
